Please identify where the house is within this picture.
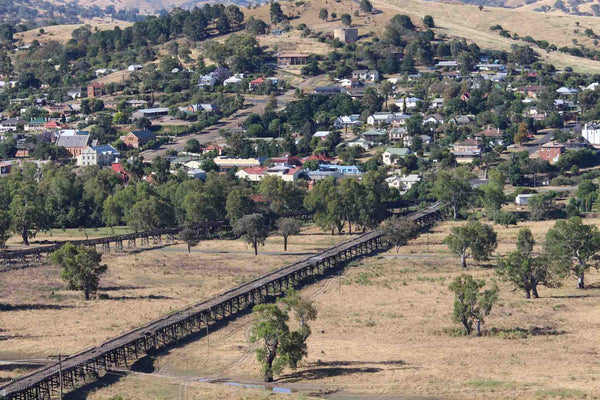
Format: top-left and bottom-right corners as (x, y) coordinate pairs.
(319, 164), (362, 175)
(203, 145), (225, 155)
(538, 141), (565, 164)
(214, 156), (266, 170)
(385, 174), (421, 192)
(77, 145), (120, 167)
(382, 147), (411, 165)
(448, 115), (473, 125)
(127, 64), (143, 72)
(67, 88), (82, 99)
(132, 108), (169, 120)
(430, 98), (444, 109)
(334, 115), (362, 131)
(475, 127), (505, 146)
(585, 82), (599, 91)
(249, 77), (267, 91)
(423, 114), (444, 126)
(302, 153), (334, 165)
(269, 156), (302, 167)
(277, 53), (309, 66)
(180, 104), (219, 113)
(391, 113), (411, 127)
(0, 161), (12, 176)
(125, 100), (148, 108)
(515, 194), (535, 206)
(388, 127), (408, 143)
(236, 166), (303, 182)
(333, 27), (358, 44)
(345, 87), (366, 98)
(111, 162), (130, 181)
(339, 79), (364, 88)
(556, 87), (579, 96)
(198, 74), (217, 88)
(582, 122), (600, 145)
(352, 70), (379, 82)
(395, 97), (422, 111)
(361, 129), (387, 142)
(87, 83), (104, 98)
(475, 63), (506, 71)
(346, 137), (372, 150)
(124, 130), (156, 149)
(56, 131), (90, 158)
(313, 131), (331, 140)
(224, 75), (243, 86)
(435, 60), (458, 69)
(45, 121), (62, 130)
(453, 138), (482, 163)
(187, 169), (207, 180)
(307, 169), (342, 181)
(367, 112), (394, 126)
(0, 118), (21, 132)
(24, 118), (46, 131)
(314, 86), (344, 95)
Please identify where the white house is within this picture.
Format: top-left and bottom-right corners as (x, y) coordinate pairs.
(430, 98), (444, 109)
(0, 118), (21, 132)
(388, 127), (408, 143)
(236, 166), (302, 182)
(334, 115), (362, 130)
(367, 112), (394, 126)
(382, 147), (411, 165)
(224, 75), (243, 86)
(77, 145), (120, 167)
(423, 114), (444, 125)
(582, 122), (600, 145)
(198, 73), (217, 88)
(187, 169), (207, 180)
(585, 82), (599, 91)
(395, 97), (422, 111)
(385, 174), (421, 192)
(556, 86), (579, 95)
(67, 89), (82, 99)
(127, 64), (143, 72)
(352, 70), (379, 82)
(313, 131), (331, 140)
(515, 194), (536, 206)
(346, 137), (371, 150)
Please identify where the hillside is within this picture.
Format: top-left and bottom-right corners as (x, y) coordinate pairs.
(13, 18), (133, 45)
(247, 0), (600, 72)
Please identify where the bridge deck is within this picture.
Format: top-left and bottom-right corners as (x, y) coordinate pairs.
(0, 203), (441, 397)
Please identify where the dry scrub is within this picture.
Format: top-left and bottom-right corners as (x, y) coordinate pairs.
(150, 218), (600, 399)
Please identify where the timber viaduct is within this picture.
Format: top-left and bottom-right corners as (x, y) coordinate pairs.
(0, 202), (444, 400)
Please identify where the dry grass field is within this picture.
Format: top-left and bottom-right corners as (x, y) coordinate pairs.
(375, 0), (600, 72)
(0, 225), (350, 382)
(83, 372), (322, 400)
(14, 18), (133, 45)
(137, 217), (600, 399)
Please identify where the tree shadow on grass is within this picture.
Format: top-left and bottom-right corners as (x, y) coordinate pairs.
(0, 303), (75, 311)
(104, 294), (173, 301)
(276, 367), (382, 382)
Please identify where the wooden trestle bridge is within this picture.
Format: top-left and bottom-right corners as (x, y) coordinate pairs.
(0, 221), (229, 266)
(0, 210), (315, 267)
(0, 202), (445, 400)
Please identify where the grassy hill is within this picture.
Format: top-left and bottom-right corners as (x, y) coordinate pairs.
(241, 0), (600, 72)
(14, 18), (133, 45)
